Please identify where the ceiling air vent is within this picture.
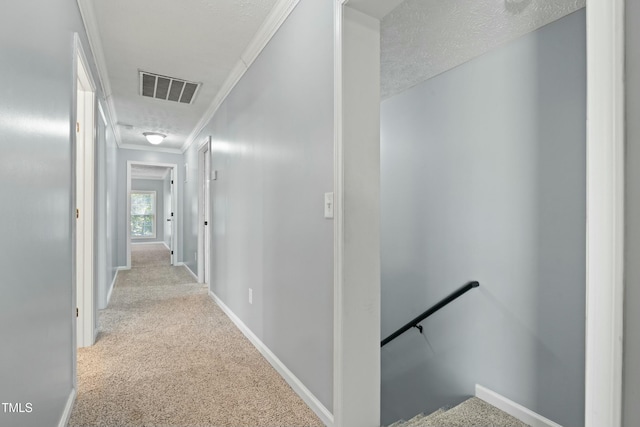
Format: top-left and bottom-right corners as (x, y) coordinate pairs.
(139, 71), (200, 104)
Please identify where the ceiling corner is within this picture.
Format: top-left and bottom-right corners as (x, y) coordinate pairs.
(181, 0), (301, 154)
(346, 0), (405, 19)
(76, 0), (123, 147)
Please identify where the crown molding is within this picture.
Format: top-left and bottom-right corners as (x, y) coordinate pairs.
(76, 0), (123, 147)
(180, 0), (301, 153)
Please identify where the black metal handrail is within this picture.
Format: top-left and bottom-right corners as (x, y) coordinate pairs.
(381, 281), (480, 347)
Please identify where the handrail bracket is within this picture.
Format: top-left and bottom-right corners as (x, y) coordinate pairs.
(381, 281), (480, 347)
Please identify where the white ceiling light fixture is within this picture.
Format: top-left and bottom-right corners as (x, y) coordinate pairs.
(143, 132), (166, 145)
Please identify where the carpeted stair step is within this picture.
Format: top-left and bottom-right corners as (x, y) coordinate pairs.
(403, 412), (427, 426)
(418, 407), (446, 424)
(417, 397), (529, 427)
(386, 397), (530, 427)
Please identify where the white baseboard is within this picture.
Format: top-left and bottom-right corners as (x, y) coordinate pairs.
(208, 290), (334, 427)
(162, 241), (170, 250)
(475, 384), (562, 427)
(176, 262), (199, 281)
(57, 388), (76, 427)
(106, 268), (123, 307)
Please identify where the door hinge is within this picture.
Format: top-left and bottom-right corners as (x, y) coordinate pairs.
(171, 212), (174, 217)
(171, 250), (174, 255)
(76, 122), (80, 133)
(171, 180), (174, 184)
(76, 208), (79, 219)
(204, 221), (208, 226)
(76, 307), (79, 317)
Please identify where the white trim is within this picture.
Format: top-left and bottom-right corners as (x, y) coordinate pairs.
(177, 262), (199, 281)
(131, 240), (165, 245)
(162, 241), (170, 250)
(240, 0), (301, 69)
(180, 0), (301, 153)
(475, 385), (562, 427)
(97, 101), (107, 126)
(332, 2), (344, 425)
(75, 33), (96, 350)
(585, 0), (625, 426)
(76, 0), (123, 147)
(106, 269), (120, 307)
(57, 388), (76, 427)
(333, 5), (381, 427)
(197, 137), (212, 285)
(127, 161), (178, 268)
(208, 290), (334, 426)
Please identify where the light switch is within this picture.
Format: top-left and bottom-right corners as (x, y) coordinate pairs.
(324, 192), (334, 219)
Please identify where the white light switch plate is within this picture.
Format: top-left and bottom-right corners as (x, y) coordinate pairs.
(324, 192), (334, 219)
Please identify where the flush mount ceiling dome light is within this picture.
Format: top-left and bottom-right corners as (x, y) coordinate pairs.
(143, 132), (166, 145)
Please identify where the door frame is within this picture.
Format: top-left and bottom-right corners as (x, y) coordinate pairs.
(333, 0), (625, 426)
(126, 161), (179, 268)
(197, 136), (212, 285)
(73, 33), (97, 351)
(584, 0), (625, 425)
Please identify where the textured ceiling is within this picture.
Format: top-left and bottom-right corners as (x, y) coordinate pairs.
(381, 0), (585, 99)
(89, 0), (278, 151)
(131, 165), (171, 180)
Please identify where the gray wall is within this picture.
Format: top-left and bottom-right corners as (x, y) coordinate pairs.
(183, 142), (198, 275)
(624, 1), (640, 424)
(183, 0), (334, 410)
(97, 112), (119, 310)
(116, 148), (183, 267)
(380, 10), (586, 427)
(131, 178), (165, 243)
(106, 125), (118, 302)
(0, 0), (108, 425)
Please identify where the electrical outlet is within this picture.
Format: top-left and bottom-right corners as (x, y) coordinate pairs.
(249, 288), (253, 305)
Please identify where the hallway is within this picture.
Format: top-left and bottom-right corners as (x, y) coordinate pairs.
(69, 244), (323, 427)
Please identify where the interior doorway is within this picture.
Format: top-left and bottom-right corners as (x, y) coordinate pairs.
(333, 0), (624, 425)
(126, 161), (179, 268)
(197, 137), (211, 285)
(75, 35), (96, 350)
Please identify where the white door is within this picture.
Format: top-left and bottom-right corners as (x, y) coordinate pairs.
(204, 146), (211, 284)
(197, 140), (211, 284)
(170, 168), (176, 265)
(75, 47), (95, 348)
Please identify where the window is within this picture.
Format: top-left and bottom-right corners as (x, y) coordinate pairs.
(131, 191), (156, 238)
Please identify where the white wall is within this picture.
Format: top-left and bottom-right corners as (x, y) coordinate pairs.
(380, 10), (586, 427)
(182, 0), (334, 411)
(624, 1), (640, 424)
(0, 0), (108, 425)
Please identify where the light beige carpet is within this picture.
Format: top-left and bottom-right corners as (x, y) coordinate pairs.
(69, 243), (323, 427)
